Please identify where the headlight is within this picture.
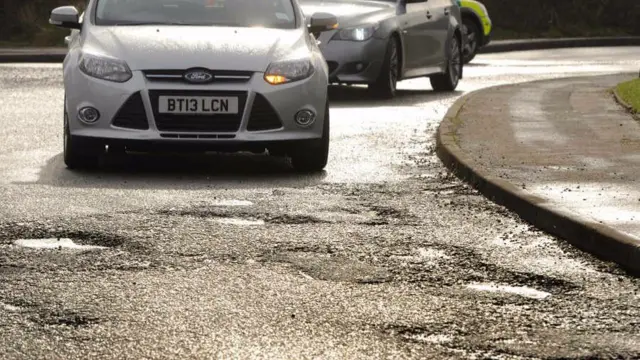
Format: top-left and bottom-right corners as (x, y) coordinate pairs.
(79, 53), (132, 82)
(332, 24), (379, 41)
(264, 58), (314, 85)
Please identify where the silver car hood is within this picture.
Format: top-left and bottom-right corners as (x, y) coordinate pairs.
(82, 26), (306, 72)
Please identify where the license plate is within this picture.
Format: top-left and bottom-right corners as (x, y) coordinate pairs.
(158, 96), (239, 114)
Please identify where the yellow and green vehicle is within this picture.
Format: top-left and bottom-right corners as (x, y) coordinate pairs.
(456, 0), (492, 63)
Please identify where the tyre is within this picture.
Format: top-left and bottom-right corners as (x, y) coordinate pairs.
(63, 109), (102, 169)
(430, 34), (462, 92)
(290, 102), (330, 173)
(368, 36), (400, 99)
(461, 19), (480, 64)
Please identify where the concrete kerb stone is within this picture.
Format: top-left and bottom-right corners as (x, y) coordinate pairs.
(435, 83), (640, 276)
(613, 85), (639, 121)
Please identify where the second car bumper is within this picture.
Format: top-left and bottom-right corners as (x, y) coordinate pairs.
(316, 33), (388, 84)
(482, 18), (492, 46)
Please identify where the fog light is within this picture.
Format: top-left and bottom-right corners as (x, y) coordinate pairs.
(294, 109), (316, 127)
(78, 107), (100, 124)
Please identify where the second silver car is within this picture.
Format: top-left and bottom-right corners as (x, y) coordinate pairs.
(300, 0), (464, 98)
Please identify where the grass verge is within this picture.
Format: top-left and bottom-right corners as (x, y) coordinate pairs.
(616, 78), (640, 113)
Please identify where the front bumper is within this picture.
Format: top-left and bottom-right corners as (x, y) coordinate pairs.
(316, 32), (388, 84)
(69, 135), (319, 153)
(481, 18), (492, 46)
(64, 67), (328, 145)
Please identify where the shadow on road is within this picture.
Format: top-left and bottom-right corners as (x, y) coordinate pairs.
(328, 84), (463, 108)
(25, 152), (328, 190)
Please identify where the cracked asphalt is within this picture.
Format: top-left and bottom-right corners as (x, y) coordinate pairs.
(1, 47), (640, 359)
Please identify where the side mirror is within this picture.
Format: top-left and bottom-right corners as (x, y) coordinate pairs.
(308, 12), (338, 34)
(49, 6), (82, 29)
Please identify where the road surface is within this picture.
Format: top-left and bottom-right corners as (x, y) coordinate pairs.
(1, 47), (640, 359)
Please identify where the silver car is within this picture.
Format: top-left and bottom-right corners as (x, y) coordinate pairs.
(49, 0), (339, 172)
(299, 0), (464, 98)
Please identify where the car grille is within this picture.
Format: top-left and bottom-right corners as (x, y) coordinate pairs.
(148, 90), (248, 132)
(112, 92), (149, 130)
(160, 133), (236, 139)
(246, 93), (283, 131)
(143, 69), (253, 83)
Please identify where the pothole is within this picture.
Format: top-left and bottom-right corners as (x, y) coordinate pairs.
(385, 325), (464, 345)
(404, 333), (454, 344)
(390, 247), (451, 263)
(213, 218), (264, 226)
(210, 200), (253, 206)
(32, 310), (101, 328)
(0, 223), (128, 249)
(465, 283), (552, 300)
(13, 238), (107, 251)
(159, 207), (330, 225)
(1, 302), (23, 312)
(265, 214), (330, 225)
(390, 242), (580, 293)
(271, 251), (391, 284)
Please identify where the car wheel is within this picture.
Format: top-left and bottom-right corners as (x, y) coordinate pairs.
(290, 102), (330, 173)
(368, 36), (399, 99)
(462, 19), (480, 64)
(63, 108), (102, 169)
(430, 34), (462, 92)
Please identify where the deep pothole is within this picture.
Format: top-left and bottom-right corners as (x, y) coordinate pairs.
(157, 208), (331, 225)
(13, 238), (107, 251)
(382, 242), (580, 295)
(0, 223), (128, 249)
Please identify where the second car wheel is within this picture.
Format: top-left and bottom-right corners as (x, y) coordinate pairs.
(368, 36), (399, 99)
(462, 19), (480, 64)
(63, 109), (103, 170)
(430, 34), (462, 92)
(290, 102), (330, 173)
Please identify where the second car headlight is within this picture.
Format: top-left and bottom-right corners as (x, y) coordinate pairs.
(332, 24), (379, 41)
(264, 58), (314, 85)
(79, 53), (132, 83)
